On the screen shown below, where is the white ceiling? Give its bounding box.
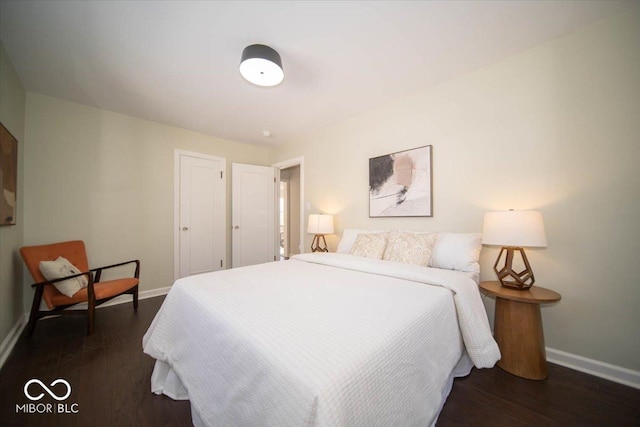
[0,1,633,146]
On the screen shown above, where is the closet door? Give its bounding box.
[231,163,276,268]
[175,150,226,278]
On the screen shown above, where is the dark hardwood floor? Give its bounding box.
[0,296,190,427]
[1,296,638,426]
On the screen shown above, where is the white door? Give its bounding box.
[232,163,276,268]
[175,151,226,278]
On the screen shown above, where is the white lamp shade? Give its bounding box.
[482,210,547,248]
[239,44,284,87]
[307,214,334,235]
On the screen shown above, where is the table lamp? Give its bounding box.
[307,214,334,252]
[482,210,547,290]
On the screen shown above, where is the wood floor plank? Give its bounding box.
[1,295,638,426]
[438,364,640,426]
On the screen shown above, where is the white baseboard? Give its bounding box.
[547,347,640,390]
[95,286,172,309]
[139,286,172,299]
[0,313,28,370]
[0,286,171,371]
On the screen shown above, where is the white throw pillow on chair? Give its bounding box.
[39,256,88,297]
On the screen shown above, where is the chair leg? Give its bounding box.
[133,285,139,311]
[26,315,39,338]
[27,287,44,338]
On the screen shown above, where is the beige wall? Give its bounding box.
[23,93,270,308]
[272,11,640,371]
[0,41,25,346]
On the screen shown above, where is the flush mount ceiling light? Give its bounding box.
[239,44,284,87]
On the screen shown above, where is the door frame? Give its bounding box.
[272,156,305,254]
[174,149,227,280]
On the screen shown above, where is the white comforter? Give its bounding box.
[143,253,500,426]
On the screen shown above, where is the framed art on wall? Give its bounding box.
[0,122,18,226]
[369,145,432,217]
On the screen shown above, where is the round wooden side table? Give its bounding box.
[479,281,561,380]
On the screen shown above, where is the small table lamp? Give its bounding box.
[482,210,547,290]
[307,214,334,253]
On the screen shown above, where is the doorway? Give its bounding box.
[276,161,302,260]
[279,180,289,259]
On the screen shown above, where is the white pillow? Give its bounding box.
[383,231,438,266]
[429,232,482,274]
[39,256,88,298]
[349,233,388,259]
[337,228,385,253]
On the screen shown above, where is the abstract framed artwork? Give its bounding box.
[0,122,18,226]
[369,145,432,217]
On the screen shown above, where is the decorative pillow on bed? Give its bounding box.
[383,231,438,266]
[429,232,482,274]
[39,256,88,298]
[349,233,388,259]
[337,228,385,253]
[339,229,482,280]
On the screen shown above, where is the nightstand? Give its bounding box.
[479,281,561,380]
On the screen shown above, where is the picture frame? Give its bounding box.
[0,122,18,226]
[369,145,432,217]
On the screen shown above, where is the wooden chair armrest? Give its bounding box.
[31,270,94,288]
[92,259,140,282]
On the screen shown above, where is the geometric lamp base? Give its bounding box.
[311,234,329,253]
[494,246,535,290]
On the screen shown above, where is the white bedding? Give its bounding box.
[143,253,500,426]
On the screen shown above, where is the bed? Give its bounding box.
[143,231,500,426]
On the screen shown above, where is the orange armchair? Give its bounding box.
[20,240,140,336]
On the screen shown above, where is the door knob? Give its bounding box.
[182,227,189,231]
[234,225,240,229]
